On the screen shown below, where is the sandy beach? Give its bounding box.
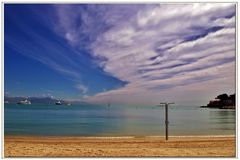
[4,135,235,157]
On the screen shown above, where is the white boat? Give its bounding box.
[55,101,62,105]
[17,99,31,105]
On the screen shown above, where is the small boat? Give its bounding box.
[67,103,71,106]
[17,99,31,105]
[55,101,62,105]
[4,101,9,104]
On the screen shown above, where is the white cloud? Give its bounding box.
[76,84,88,94]
[41,93,54,98]
[54,4,236,105]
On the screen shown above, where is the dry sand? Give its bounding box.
[4,135,235,157]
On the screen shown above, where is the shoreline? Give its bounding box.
[4,135,236,157]
[4,134,236,138]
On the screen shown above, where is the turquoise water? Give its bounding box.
[4,104,235,136]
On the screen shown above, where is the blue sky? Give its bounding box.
[4,4,236,105]
[5,4,126,100]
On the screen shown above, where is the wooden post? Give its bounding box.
[165,104,168,140]
[160,102,174,140]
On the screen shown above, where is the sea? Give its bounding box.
[4,104,236,136]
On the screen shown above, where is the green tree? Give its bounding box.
[216,94,229,101]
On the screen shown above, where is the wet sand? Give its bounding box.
[4,135,235,157]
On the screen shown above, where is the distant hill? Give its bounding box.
[4,96,90,105]
[4,96,60,104]
[201,93,235,109]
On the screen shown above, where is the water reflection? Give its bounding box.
[208,109,235,133]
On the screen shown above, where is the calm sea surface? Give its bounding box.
[4,104,235,136]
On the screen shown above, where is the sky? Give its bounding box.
[4,4,236,105]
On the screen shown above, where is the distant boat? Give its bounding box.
[4,101,9,104]
[55,100,62,105]
[17,99,31,105]
[67,103,71,106]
